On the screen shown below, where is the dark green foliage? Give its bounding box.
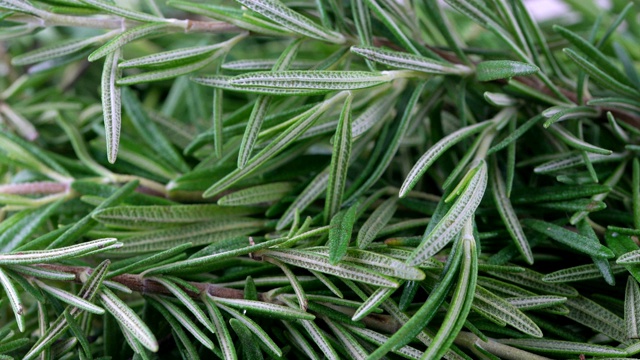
[0,0,639,359]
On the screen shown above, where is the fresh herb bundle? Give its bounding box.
[0,0,639,359]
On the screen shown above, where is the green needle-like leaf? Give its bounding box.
[100,48,122,164]
[229,71,397,91]
[476,60,539,81]
[99,288,158,352]
[491,161,533,264]
[406,161,487,266]
[325,93,353,222]
[356,197,397,249]
[421,220,478,360]
[328,204,358,264]
[218,182,294,206]
[498,338,627,356]
[263,249,399,287]
[626,276,640,339]
[523,219,614,258]
[235,0,345,43]
[400,122,491,197]
[0,267,25,332]
[210,295,315,320]
[89,23,173,62]
[351,46,472,75]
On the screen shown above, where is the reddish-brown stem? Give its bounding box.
[36,263,255,301]
[0,181,68,195]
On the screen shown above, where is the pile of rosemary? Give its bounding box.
[0,0,639,359]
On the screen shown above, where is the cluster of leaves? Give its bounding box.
[0,0,640,359]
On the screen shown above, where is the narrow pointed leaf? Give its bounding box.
[0,238,119,265]
[119,35,244,69]
[564,48,640,97]
[12,31,117,66]
[351,46,472,75]
[122,87,189,172]
[215,303,282,357]
[311,247,425,281]
[0,267,24,332]
[80,0,169,22]
[406,161,487,266]
[325,93,354,222]
[263,249,399,287]
[209,295,314,320]
[148,295,214,350]
[99,288,158,352]
[235,0,344,43]
[203,92,348,197]
[626,277,640,339]
[476,60,539,81]
[369,238,463,359]
[151,277,214,332]
[117,52,222,85]
[229,319,264,360]
[357,197,397,249]
[36,280,105,315]
[421,223,478,360]
[328,204,358,265]
[491,161,533,264]
[101,48,122,163]
[218,182,294,206]
[400,122,491,197]
[90,23,172,62]
[229,71,395,91]
[522,219,614,258]
[498,338,626,356]
[474,286,543,337]
[203,296,237,360]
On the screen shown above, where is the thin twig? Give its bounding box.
[36,263,253,300]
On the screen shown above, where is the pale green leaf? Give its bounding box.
[351,46,472,75]
[89,23,173,62]
[325,93,354,222]
[99,288,158,352]
[476,60,539,81]
[100,48,122,164]
[211,296,314,322]
[406,161,487,266]
[262,249,399,287]
[626,277,640,339]
[0,238,119,265]
[327,203,358,265]
[35,280,105,315]
[235,0,345,43]
[218,182,294,206]
[400,122,491,197]
[93,204,259,229]
[229,70,397,91]
[0,267,24,332]
[356,197,397,249]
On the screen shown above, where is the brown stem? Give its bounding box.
[0,181,67,195]
[36,263,257,301]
